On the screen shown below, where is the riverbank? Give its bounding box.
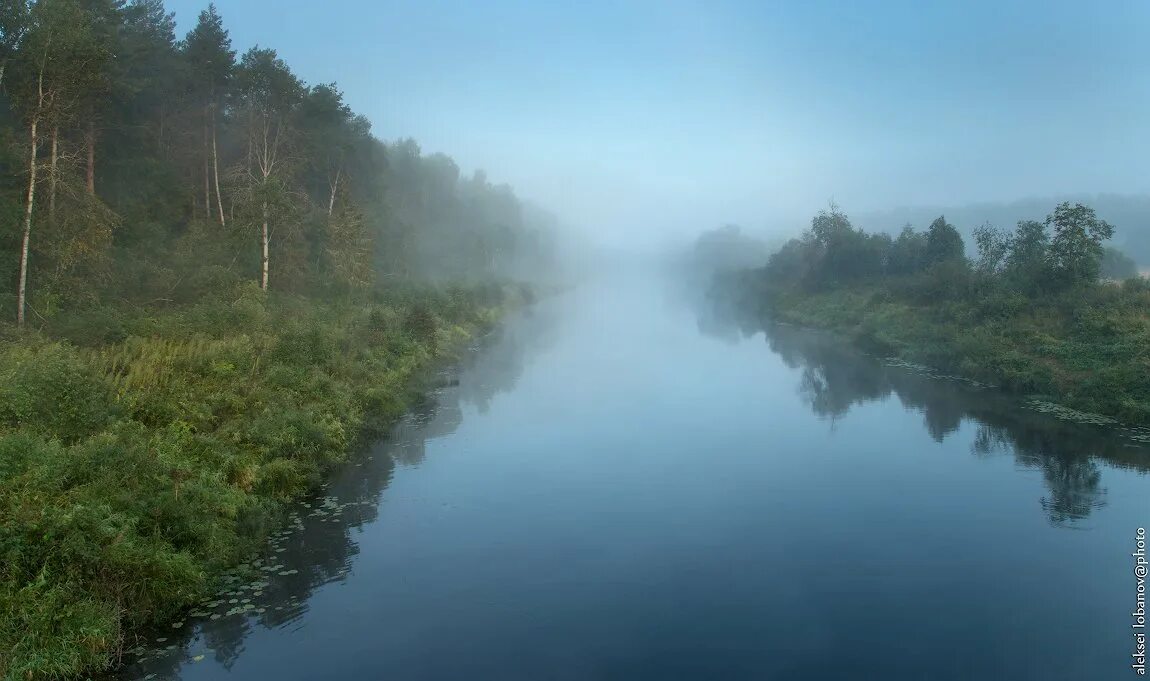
[753,283,1150,427]
[0,281,526,680]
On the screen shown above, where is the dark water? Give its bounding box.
[122,275,1149,681]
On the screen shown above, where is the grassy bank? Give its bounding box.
[0,281,523,680]
[760,280,1150,425]
[704,202,1150,427]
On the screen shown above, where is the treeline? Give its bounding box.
[762,201,1136,294]
[0,0,556,327]
[712,201,1150,424]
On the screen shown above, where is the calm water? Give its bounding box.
[123,274,1149,681]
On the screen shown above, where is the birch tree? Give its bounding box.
[232,46,303,290]
[10,0,99,325]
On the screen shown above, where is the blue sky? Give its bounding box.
[165,1,1150,246]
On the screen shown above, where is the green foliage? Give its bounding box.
[973,222,1010,275]
[720,200,1149,426]
[1045,202,1114,288]
[0,283,510,678]
[924,215,964,265]
[0,341,112,441]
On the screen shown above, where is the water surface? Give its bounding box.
[122,274,1149,681]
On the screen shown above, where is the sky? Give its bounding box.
[164,0,1150,248]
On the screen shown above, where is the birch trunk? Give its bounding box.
[327,167,341,217]
[261,200,269,290]
[18,116,39,327]
[202,105,210,219]
[49,127,58,222]
[211,102,225,226]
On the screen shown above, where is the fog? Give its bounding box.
[5,3,1150,678]
[164,0,1150,253]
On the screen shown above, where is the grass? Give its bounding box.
[761,280,1150,425]
[0,279,520,680]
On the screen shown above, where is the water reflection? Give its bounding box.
[117,304,555,680]
[695,295,1150,527]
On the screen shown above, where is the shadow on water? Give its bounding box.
[694,292,1150,528]
[115,302,558,680]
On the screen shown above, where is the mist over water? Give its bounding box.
[120,272,1150,681]
[4,0,1148,678]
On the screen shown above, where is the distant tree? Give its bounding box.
[887,224,927,276]
[764,238,810,285]
[806,202,859,286]
[924,215,964,266]
[809,202,853,250]
[1044,202,1114,287]
[973,222,1010,275]
[692,224,770,274]
[1004,219,1049,289]
[1100,247,1138,280]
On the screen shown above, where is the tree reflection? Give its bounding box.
[694,296,1149,527]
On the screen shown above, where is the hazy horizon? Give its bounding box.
[165,0,1150,249]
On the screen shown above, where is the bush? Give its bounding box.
[0,343,112,442]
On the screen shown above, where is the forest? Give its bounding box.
[0,1,554,678]
[704,201,1150,426]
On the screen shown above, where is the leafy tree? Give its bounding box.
[973,222,1010,275]
[887,224,926,276]
[1044,202,1114,287]
[231,46,304,290]
[924,215,964,266]
[10,0,106,325]
[1004,219,1048,289]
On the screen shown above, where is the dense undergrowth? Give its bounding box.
[0,280,523,680]
[717,260,1150,427]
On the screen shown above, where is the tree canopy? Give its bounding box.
[0,0,556,324]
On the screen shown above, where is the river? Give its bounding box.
[121,273,1149,681]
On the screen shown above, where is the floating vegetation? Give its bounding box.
[879,355,1149,448]
[1025,399,1118,426]
[882,357,995,389]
